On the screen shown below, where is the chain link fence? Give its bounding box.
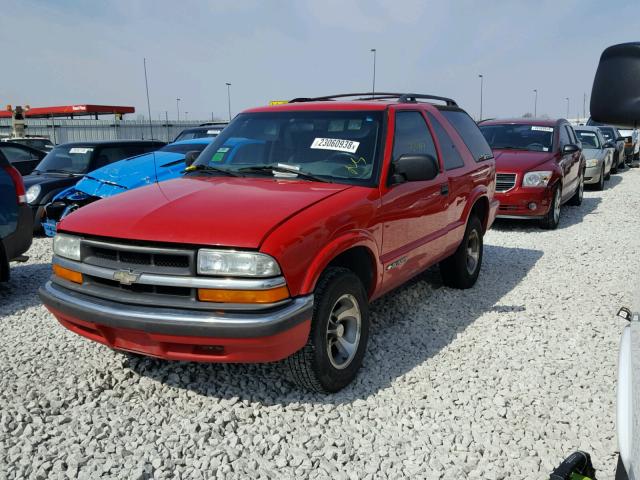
[0,118,209,144]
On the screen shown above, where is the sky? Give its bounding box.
[1,0,638,121]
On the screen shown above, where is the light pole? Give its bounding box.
[370,48,376,97]
[176,97,181,122]
[565,97,570,119]
[226,83,232,121]
[533,89,538,117]
[478,74,484,121]
[185,111,189,121]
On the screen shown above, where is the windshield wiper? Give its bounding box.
[183,164,239,177]
[45,169,81,176]
[238,164,331,183]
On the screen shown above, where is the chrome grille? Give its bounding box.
[81,238,194,276]
[496,173,517,192]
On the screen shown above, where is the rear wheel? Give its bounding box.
[568,170,584,206]
[540,185,561,229]
[611,152,619,174]
[285,267,369,393]
[440,215,483,289]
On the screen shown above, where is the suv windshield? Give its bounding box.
[479,123,554,152]
[193,111,383,185]
[174,128,222,142]
[160,143,209,154]
[575,130,601,149]
[35,145,95,174]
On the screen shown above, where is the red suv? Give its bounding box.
[39,93,498,392]
[479,118,585,229]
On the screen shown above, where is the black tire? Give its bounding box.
[440,215,483,289]
[595,165,605,191]
[285,267,369,393]
[611,152,619,174]
[540,185,561,230]
[568,170,584,206]
[0,242,8,282]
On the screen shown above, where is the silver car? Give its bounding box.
[574,126,613,190]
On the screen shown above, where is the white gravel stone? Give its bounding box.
[1,170,638,479]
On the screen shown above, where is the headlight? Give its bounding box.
[53,233,81,261]
[197,249,281,277]
[586,158,599,168]
[522,170,553,187]
[25,184,41,204]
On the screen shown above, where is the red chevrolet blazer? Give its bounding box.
[479,118,585,229]
[40,93,498,392]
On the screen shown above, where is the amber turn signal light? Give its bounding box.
[53,264,83,284]
[197,285,289,304]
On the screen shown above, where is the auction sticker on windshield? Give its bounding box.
[69,147,93,154]
[531,126,554,132]
[311,138,359,154]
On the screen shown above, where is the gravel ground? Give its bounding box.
[1,169,639,480]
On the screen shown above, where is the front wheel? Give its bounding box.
[595,165,605,191]
[540,185,561,229]
[440,215,483,289]
[285,267,369,393]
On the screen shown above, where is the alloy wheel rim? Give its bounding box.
[466,229,480,275]
[326,294,361,370]
[553,189,561,222]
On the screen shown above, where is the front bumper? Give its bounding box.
[39,281,314,363]
[584,164,603,184]
[495,186,551,219]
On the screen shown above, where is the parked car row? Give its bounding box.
[478,118,627,229]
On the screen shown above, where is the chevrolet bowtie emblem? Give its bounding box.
[113,270,140,285]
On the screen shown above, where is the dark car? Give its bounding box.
[596,125,626,172]
[1,137,55,152]
[23,140,165,231]
[0,151,32,281]
[173,122,228,142]
[0,142,46,175]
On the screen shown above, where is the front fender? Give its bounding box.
[298,232,382,296]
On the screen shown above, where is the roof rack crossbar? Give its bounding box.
[289,92,458,107]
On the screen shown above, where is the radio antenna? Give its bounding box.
[143,57,159,184]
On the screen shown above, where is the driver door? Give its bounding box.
[379,110,449,291]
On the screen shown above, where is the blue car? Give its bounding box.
[42,138,213,236]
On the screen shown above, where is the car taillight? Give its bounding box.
[3,165,26,204]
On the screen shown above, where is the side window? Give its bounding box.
[392,111,438,162]
[92,147,129,169]
[0,146,31,163]
[439,110,493,162]
[559,126,570,148]
[427,113,465,170]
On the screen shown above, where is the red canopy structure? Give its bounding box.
[0,104,135,119]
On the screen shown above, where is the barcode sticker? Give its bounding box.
[310,137,359,154]
[69,147,93,154]
[531,126,554,132]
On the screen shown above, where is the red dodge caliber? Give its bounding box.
[40,93,498,392]
[479,119,585,229]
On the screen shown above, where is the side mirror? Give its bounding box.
[184,150,200,167]
[616,136,626,142]
[562,144,580,154]
[390,154,439,184]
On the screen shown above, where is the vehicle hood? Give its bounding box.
[75,151,185,198]
[59,176,352,248]
[582,148,605,159]
[493,149,555,172]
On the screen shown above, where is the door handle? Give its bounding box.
[440,183,449,195]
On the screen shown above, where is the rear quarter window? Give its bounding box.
[439,110,493,162]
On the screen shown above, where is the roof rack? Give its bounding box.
[289,92,458,107]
